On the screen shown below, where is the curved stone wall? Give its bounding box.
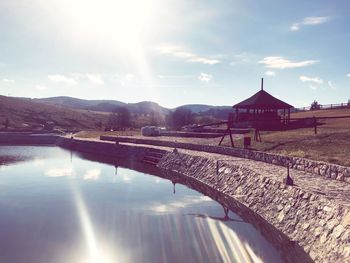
[157,151,350,263]
[55,137,350,262]
[101,135,350,182]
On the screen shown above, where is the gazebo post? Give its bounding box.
[288,109,290,123]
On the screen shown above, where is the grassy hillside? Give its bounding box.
[249,108,350,166]
[0,95,109,130]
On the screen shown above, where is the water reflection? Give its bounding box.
[0,146,313,263]
[187,206,243,223]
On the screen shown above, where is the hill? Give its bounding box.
[0,96,108,130]
[33,96,169,115]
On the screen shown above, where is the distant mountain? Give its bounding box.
[33,96,169,115]
[176,104,213,113]
[177,104,232,119]
[33,96,233,119]
[33,96,125,111]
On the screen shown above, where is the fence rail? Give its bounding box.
[293,102,350,112]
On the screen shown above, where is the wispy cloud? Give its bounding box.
[85,74,104,85]
[2,78,15,83]
[259,56,318,69]
[147,195,212,214]
[198,73,212,82]
[290,16,331,31]
[328,81,336,90]
[35,85,48,91]
[48,74,77,85]
[230,52,257,65]
[45,166,73,177]
[84,169,101,181]
[125,73,135,81]
[299,75,323,84]
[157,45,221,65]
[158,75,193,79]
[265,71,276,77]
[72,73,104,85]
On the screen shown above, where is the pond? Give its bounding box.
[0,146,288,263]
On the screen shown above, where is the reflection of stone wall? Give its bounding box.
[158,152,350,263]
[0,133,59,145]
[101,136,350,182]
[158,171,313,263]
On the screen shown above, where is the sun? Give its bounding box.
[46,0,162,51]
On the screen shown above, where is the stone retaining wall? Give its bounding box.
[101,135,350,183]
[158,151,350,263]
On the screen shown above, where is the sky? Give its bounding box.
[0,0,349,108]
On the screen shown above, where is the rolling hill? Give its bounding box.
[0,95,109,130]
[0,95,234,130]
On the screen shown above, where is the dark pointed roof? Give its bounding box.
[232,90,293,109]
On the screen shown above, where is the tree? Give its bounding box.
[310,100,321,110]
[107,106,131,130]
[150,111,162,126]
[166,108,194,129]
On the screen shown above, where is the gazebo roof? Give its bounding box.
[232,89,293,110]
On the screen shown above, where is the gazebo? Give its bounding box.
[232,79,293,127]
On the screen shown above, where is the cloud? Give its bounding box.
[48,74,77,85]
[85,73,104,85]
[147,195,212,214]
[158,75,193,79]
[125,73,135,81]
[35,85,48,91]
[230,52,257,65]
[2,78,15,83]
[157,45,221,65]
[299,75,323,84]
[290,16,330,31]
[265,71,276,77]
[328,81,336,90]
[259,56,318,69]
[198,73,212,82]
[84,168,101,181]
[347,73,350,77]
[45,166,73,177]
[309,85,318,90]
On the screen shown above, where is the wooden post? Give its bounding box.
[219,114,234,147]
[314,117,317,135]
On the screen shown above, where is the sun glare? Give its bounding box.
[49,0,162,50]
[42,0,165,100]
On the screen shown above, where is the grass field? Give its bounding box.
[75,108,350,166]
[239,108,350,166]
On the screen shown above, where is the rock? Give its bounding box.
[277,211,285,222]
[327,219,339,231]
[341,212,350,227]
[332,225,344,239]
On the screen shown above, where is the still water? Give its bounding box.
[0,146,285,263]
